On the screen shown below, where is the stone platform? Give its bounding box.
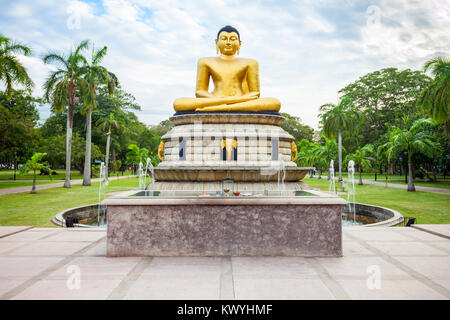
[1,226,449,300]
[155,112,312,185]
[103,190,346,257]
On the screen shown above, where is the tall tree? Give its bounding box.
[0,34,34,99]
[319,96,359,182]
[42,40,90,188]
[339,68,431,148]
[384,118,437,191]
[280,113,314,142]
[0,90,40,171]
[418,57,450,138]
[80,44,118,186]
[311,135,338,180]
[97,113,124,181]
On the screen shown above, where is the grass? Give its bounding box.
[318,172,450,190]
[0,175,448,227]
[378,180,450,189]
[0,178,140,227]
[0,181,61,189]
[303,177,450,224]
[0,169,135,181]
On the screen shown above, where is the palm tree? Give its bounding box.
[384,117,437,191]
[377,141,392,187]
[19,153,51,194]
[319,96,359,182]
[418,57,450,138]
[80,45,118,186]
[344,144,375,185]
[0,34,34,99]
[42,40,90,188]
[295,139,316,177]
[311,135,338,180]
[126,144,149,177]
[97,113,124,182]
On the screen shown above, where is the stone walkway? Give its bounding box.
[0,175,136,196]
[0,226,449,300]
[310,176,450,195]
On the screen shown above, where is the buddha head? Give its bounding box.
[215,25,241,56]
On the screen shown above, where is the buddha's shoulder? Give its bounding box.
[198,57,258,66]
[197,57,215,64]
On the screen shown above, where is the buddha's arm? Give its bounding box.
[195,59,212,98]
[246,60,261,98]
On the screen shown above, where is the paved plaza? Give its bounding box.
[0,225,449,300]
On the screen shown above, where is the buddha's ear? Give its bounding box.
[237,41,242,55]
[215,39,219,55]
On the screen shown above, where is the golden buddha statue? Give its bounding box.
[173,25,281,112]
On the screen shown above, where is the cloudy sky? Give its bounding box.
[1,0,449,129]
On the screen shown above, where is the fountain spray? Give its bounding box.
[347,160,356,223]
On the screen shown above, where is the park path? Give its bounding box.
[310,176,450,195]
[0,175,136,196]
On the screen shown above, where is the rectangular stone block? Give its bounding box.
[106,200,343,257]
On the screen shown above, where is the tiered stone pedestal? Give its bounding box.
[155,112,311,186]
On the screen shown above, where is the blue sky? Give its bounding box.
[1,0,449,129]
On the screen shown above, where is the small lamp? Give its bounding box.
[222,178,234,196]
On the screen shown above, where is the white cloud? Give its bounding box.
[0,0,448,129]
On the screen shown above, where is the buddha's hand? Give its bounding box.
[219,93,259,105]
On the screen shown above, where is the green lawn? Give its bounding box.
[315,172,450,190]
[304,177,450,224]
[0,181,61,189]
[0,169,135,181]
[1,176,448,227]
[377,180,450,190]
[0,178,140,227]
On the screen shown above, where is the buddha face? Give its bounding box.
[215,31,241,56]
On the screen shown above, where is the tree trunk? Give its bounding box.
[338,129,342,182]
[359,167,363,185]
[64,108,72,188]
[389,162,394,175]
[112,147,116,163]
[82,109,92,186]
[31,173,36,194]
[407,161,415,192]
[105,133,111,182]
[327,164,330,180]
[318,169,322,179]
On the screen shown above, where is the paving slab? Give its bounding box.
[45,256,141,280]
[234,278,335,300]
[342,241,377,256]
[5,241,93,257]
[316,256,413,280]
[366,240,448,256]
[412,225,450,239]
[44,231,106,242]
[0,229,61,241]
[395,256,450,291]
[0,226,33,238]
[123,257,223,300]
[11,279,123,300]
[81,240,107,256]
[334,279,447,300]
[0,226,449,300]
